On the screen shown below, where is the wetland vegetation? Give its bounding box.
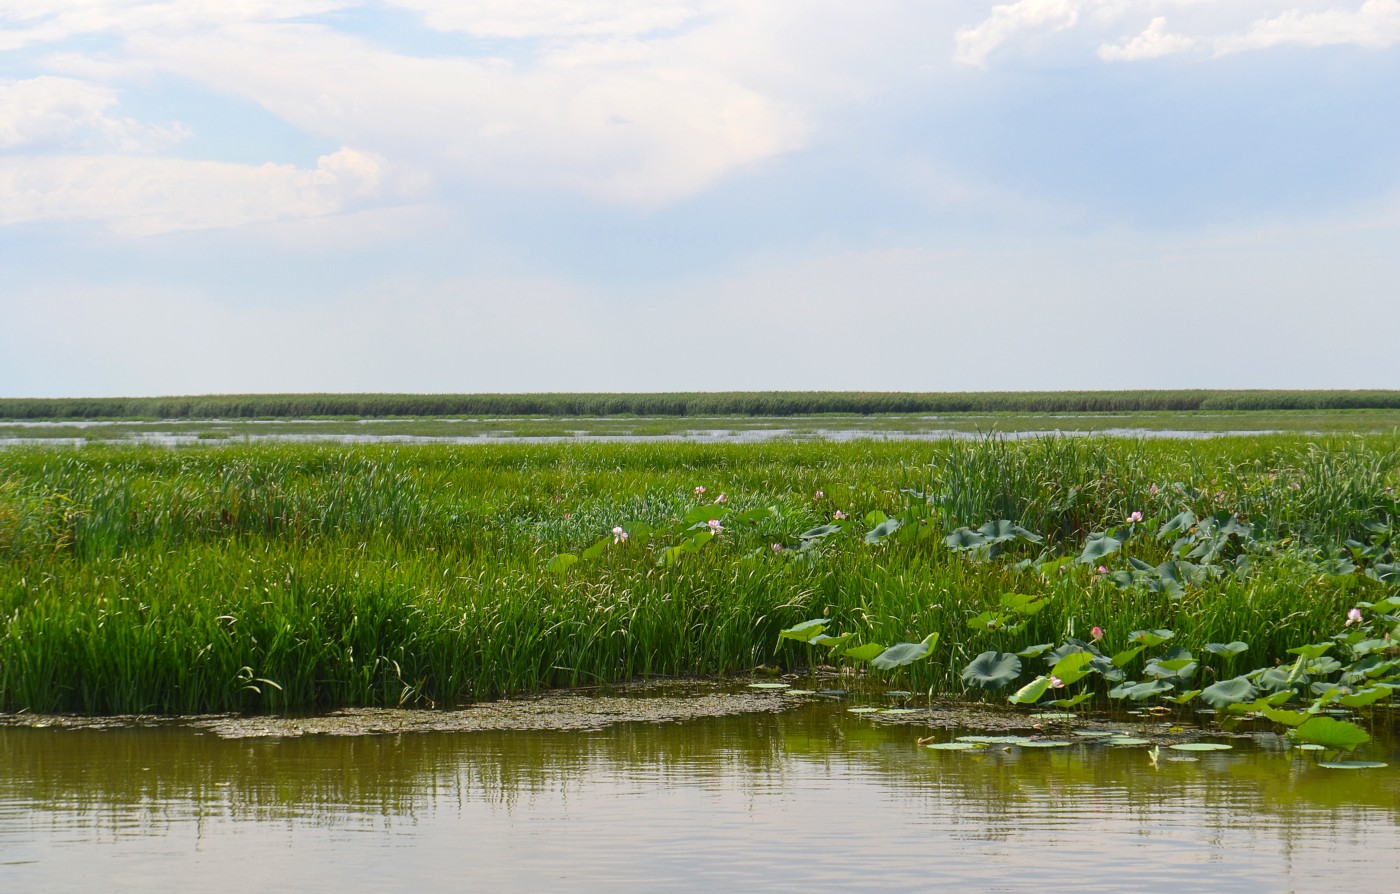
[1,434,1397,736]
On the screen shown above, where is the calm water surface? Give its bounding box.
[2,702,1398,893]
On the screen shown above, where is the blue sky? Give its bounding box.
[3,0,1400,396]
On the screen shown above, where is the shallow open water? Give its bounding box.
[2,699,1397,893]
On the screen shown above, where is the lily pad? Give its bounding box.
[1107,737,1153,746]
[1019,740,1072,748]
[925,742,986,751]
[1292,744,1326,751]
[1205,641,1249,656]
[1317,761,1389,769]
[1072,730,1118,738]
[879,708,919,715]
[847,707,880,714]
[784,689,816,696]
[747,682,790,689]
[958,735,1035,745]
[1030,712,1076,720]
[1169,742,1233,751]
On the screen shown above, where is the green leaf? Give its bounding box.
[1201,675,1257,708]
[1205,641,1249,656]
[1108,680,1174,700]
[944,527,988,550]
[581,537,611,561]
[968,610,1015,632]
[545,553,579,574]
[778,618,829,644]
[1165,689,1202,704]
[870,633,939,670]
[1261,705,1309,726]
[1169,742,1232,752]
[1292,716,1370,750]
[1111,645,1146,668]
[1337,686,1392,709]
[864,518,902,544]
[1046,691,1093,708]
[1008,676,1051,705]
[1129,629,1175,647]
[978,519,1042,543]
[1287,643,1334,660]
[841,643,886,662]
[1017,643,1055,659]
[682,504,729,525]
[961,651,1023,690]
[1078,531,1123,564]
[1000,591,1051,616]
[800,524,843,541]
[810,632,853,651]
[1159,509,1197,538]
[864,510,888,526]
[1049,651,1096,686]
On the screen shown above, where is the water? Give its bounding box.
[2,698,1396,893]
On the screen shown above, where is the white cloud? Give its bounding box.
[1218,0,1400,53]
[0,147,385,236]
[384,0,704,39]
[956,0,1400,66]
[955,0,1085,67]
[0,76,185,150]
[1098,16,1195,60]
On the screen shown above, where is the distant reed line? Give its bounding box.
[5,390,1400,420]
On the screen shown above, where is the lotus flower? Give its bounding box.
[1128,511,1143,523]
[1048,676,1065,689]
[707,519,724,534]
[612,526,628,544]
[1347,608,1363,627]
[770,543,784,553]
[714,493,727,504]
[1091,626,1104,642]
[694,486,706,496]
[814,490,824,499]
[833,510,847,520]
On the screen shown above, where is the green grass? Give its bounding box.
[0,436,1396,714]
[9,389,1400,420]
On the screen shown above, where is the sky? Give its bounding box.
[3,0,1400,397]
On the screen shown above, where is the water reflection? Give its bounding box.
[1,704,1397,892]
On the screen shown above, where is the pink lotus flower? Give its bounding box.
[707,519,724,534]
[1048,676,1065,689]
[833,510,847,520]
[1091,626,1104,642]
[770,543,784,552]
[612,526,628,544]
[1096,565,1108,575]
[814,490,824,499]
[1128,511,1143,523]
[1347,608,1363,627]
[714,493,727,504]
[694,486,706,496]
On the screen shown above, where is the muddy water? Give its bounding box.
[2,698,1398,893]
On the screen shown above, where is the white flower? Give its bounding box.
[694,486,707,496]
[833,510,847,520]
[707,519,724,534]
[612,526,628,544]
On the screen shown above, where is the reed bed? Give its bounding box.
[0,436,1395,714]
[7,389,1400,420]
